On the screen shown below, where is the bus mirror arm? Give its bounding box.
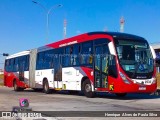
[108,65,117,78]
[108,55,118,78]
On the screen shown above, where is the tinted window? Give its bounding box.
[25,55,29,71]
[94,38,109,45]
[72,44,81,66]
[5,55,29,72]
[13,57,19,72]
[62,47,70,67]
[5,59,10,72]
[18,55,29,71]
[43,50,54,69]
[36,50,54,70]
[115,39,153,79]
[36,52,44,70]
[81,41,93,65]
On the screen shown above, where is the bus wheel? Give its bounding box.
[82,79,94,98]
[13,80,20,91]
[43,80,51,94]
[115,93,127,97]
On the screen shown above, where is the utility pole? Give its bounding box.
[32,1,62,42]
[63,19,67,39]
[120,16,125,32]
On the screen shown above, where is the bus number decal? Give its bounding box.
[109,85,114,91]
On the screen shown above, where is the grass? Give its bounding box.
[0,83,3,86]
[0,74,4,86]
[0,74,4,79]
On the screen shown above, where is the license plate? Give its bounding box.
[139,86,146,90]
[145,80,151,84]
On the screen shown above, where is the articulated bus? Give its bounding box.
[4,32,157,97]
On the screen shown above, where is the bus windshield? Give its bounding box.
[115,39,154,78]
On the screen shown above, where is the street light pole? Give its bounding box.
[32,1,62,42]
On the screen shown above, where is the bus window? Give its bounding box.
[25,55,29,71]
[36,52,44,70]
[63,47,70,67]
[19,56,25,71]
[9,59,14,72]
[49,50,54,68]
[122,45,135,60]
[81,42,93,65]
[72,44,80,66]
[44,51,51,69]
[13,57,19,72]
[5,60,9,72]
[69,45,80,66]
[70,46,74,65]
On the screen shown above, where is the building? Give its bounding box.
[0,69,3,74]
[150,43,160,73]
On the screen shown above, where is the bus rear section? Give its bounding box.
[4,51,30,91]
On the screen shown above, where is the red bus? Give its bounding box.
[4,32,157,97]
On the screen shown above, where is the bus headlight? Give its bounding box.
[119,72,130,84]
[152,77,156,84]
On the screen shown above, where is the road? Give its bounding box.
[0,87,160,120]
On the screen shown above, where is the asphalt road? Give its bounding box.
[0,87,160,120]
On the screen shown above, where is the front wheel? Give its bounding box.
[13,80,23,91]
[82,79,95,98]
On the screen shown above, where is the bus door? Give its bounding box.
[94,44,109,88]
[19,55,30,86]
[19,57,25,83]
[54,49,62,89]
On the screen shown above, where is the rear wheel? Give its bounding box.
[13,80,23,91]
[115,93,127,97]
[82,79,95,98]
[43,80,51,94]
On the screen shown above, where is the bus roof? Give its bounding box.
[87,32,145,40]
[5,32,147,60]
[46,31,145,49]
[6,50,30,59]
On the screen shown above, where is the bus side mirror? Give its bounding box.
[108,55,118,78]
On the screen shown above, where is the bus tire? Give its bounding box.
[115,93,127,97]
[43,80,51,94]
[13,80,20,91]
[82,79,94,98]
